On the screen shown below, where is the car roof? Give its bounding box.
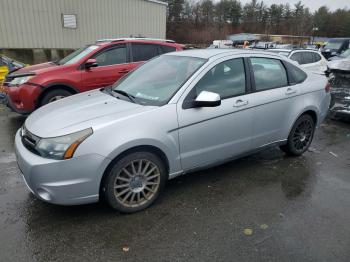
[165,48,285,60]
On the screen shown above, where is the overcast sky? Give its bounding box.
[210,0,349,11]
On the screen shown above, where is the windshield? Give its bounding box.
[58,45,99,65]
[324,41,343,51]
[112,55,206,106]
[340,49,350,58]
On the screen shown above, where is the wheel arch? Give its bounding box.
[99,145,170,199]
[36,83,79,108]
[286,108,319,139]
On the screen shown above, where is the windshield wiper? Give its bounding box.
[112,89,138,104]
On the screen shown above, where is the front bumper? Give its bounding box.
[1,83,41,114]
[15,130,111,205]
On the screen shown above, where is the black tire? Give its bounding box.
[40,89,73,106]
[104,151,167,213]
[280,114,315,156]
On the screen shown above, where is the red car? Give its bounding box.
[2,38,183,114]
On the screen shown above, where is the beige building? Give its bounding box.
[0,0,167,63]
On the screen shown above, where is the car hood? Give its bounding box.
[15,62,56,73]
[25,90,155,137]
[327,59,350,71]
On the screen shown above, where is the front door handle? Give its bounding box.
[118,69,130,74]
[233,99,249,107]
[286,88,297,95]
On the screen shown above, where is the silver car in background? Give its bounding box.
[15,49,331,213]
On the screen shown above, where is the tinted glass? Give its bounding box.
[195,58,246,99]
[303,52,314,64]
[312,52,321,62]
[113,55,206,106]
[285,61,307,84]
[290,52,303,64]
[132,44,159,62]
[94,46,127,66]
[251,58,288,91]
[160,45,176,54]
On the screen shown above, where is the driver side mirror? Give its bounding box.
[85,59,98,69]
[193,91,221,107]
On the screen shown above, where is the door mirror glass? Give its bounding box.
[85,58,98,69]
[193,91,221,107]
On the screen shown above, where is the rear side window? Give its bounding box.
[251,58,288,91]
[194,58,246,99]
[312,52,321,62]
[132,44,159,62]
[94,46,127,66]
[160,45,176,54]
[290,52,303,64]
[303,52,314,64]
[284,61,307,84]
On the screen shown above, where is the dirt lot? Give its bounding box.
[0,105,350,262]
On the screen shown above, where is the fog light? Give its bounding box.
[37,188,51,201]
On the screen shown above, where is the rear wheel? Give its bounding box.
[40,89,73,106]
[280,114,315,156]
[104,151,167,213]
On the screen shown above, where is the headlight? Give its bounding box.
[35,128,93,160]
[9,76,33,86]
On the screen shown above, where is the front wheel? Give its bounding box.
[40,89,73,106]
[104,152,167,213]
[280,114,315,156]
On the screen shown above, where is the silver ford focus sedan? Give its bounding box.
[15,49,331,213]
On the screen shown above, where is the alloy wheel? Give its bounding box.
[113,159,161,208]
[48,95,66,103]
[291,118,313,152]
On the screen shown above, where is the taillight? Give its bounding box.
[325,82,331,93]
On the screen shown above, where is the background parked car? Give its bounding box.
[328,49,350,61]
[267,49,328,73]
[0,55,26,84]
[1,38,183,114]
[320,38,350,59]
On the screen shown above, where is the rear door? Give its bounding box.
[248,56,301,147]
[81,44,131,91]
[130,43,161,69]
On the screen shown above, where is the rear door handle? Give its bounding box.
[286,88,297,95]
[118,69,129,74]
[233,99,249,107]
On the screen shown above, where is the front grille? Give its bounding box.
[21,126,41,155]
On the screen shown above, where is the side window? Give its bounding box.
[94,46,127,66]
[251,57,288,91]
[194,58,246,99]
[159,45,176,54]
[284,61,307,84]
[313,52,321,62]
[303,52,314,64]
[290,52,303,64]
[132,44,159,62]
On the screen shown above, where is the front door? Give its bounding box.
[81,44,133,91]
[177,58,254,171]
